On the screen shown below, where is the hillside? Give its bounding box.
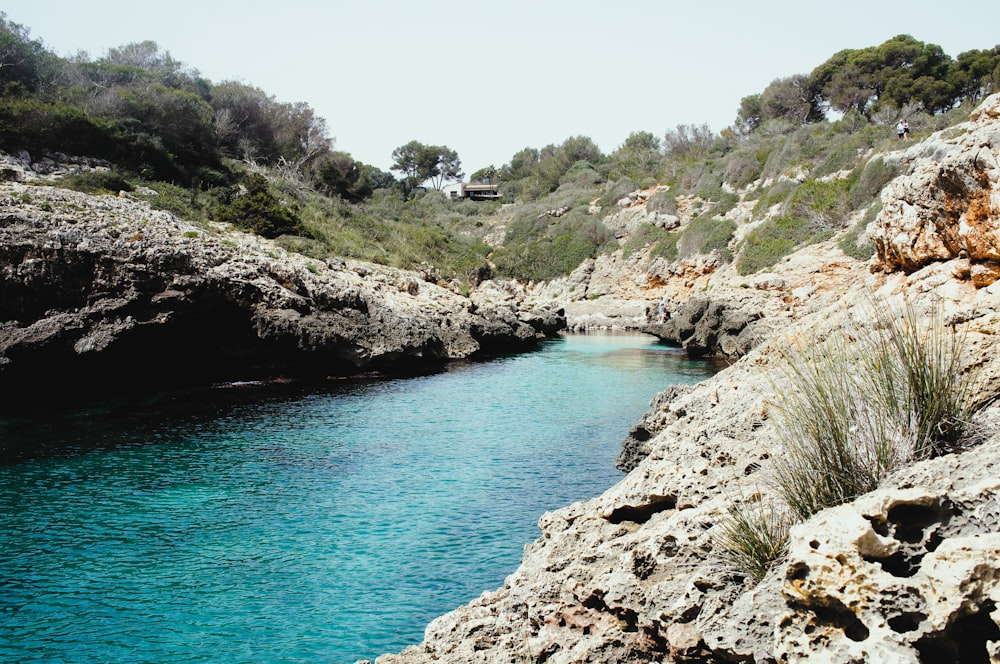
[368,94,1000,664]
[6,15,1000,662]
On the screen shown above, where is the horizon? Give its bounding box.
[6,1,1000,174]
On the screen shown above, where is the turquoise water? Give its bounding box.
[0,334,717,663]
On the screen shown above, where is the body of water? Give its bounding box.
[0,333,717,663]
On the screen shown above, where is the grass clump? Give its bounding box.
[715,494,792,583]
[773,297,984,520]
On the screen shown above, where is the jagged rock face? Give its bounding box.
[372,95,1000,664]
[645,297,764,359]
[0,183,561,402]
[872,94,1000,276]
[777,421,1000,663]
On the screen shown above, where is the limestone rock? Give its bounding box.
[0,183,561,401]
[872,93,1000,273]
[776,433,1000,663]
[644,297,764,359]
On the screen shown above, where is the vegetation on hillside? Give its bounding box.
[2,14,999,285]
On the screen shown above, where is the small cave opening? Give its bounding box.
[887,501,950,545]
[914,600,1000,664]
[607,495,677,525]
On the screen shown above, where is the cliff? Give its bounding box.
[373,95,1000,662]
[0,183,562,403]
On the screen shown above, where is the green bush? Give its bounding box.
[785,177,851,230]
[838,203,879,260]
[750,179,796,218]
[678,216,736,261]
[848,157,900,208]
[622,223,672,259]
[646,190,677,216]
[213,173,304,238]
[773,298,984,520]
[736,215,830,275]
[650,232,679,262]
[0,98,118,159]
[58,170,133,195]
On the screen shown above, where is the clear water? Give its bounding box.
[0,334,717,663]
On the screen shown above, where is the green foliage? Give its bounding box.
[621,223,671,259]
[646,189,677,216]
[0,98,118,158]
[736,215,832,275]
[493,207,613,282]
[838,203,879,260]
[650,232,679,262]
[715,496,792,582]
[498,136,606,201]
[773,298,984,520]
[848,157,900,208]
[678,217,737,261]
[213,173,303,238]
[609,130,663,181]
[391,140,463,193]
[785,177,852,230]
[57,170,133,195]
[596,177,639,211]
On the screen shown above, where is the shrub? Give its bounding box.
[750,179,795,218]
[772,297,984,520]
[622,223,672,259]
[838,203,879,260]
[596,177,639,211]
[736,215,829,275]
[646,190,677,216]
[715,495,792,582]
[213,173,304,238]
[678,217,736,261]
[649,232,679,262]
[848,157,900,209]
[784,177,851,232]
[58,170,133,195]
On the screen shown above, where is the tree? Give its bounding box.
[734,94,764,135]
[760,75,823,125]
[0,13,54,95]
[390,140,463,192]
[469,165,498,184]
[811,35,959,117]
[610,131,662,180]
[950,47,1000,102]
[663,123,716,158]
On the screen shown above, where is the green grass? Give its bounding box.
[772,297,984,520]
[715,494,792,583]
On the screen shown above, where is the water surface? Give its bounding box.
[0,333,718,663]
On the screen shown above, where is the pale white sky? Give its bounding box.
[6,1,1000,173]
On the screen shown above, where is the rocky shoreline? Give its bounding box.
[370,95,1000,662]
[5,94,1000,662]
[0,183,563,405]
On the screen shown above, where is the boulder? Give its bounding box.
[872,93,1000,273]
[644,297,763,359]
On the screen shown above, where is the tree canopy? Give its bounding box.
[390,140,463,192]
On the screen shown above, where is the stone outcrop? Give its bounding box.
[644,297,764,358]
[371,94,1000,664]
[0,183,562,402]
[872,97,1000,277]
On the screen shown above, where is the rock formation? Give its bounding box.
[0,183,562,402]
[643,297,764,358]
[371,95,1000,663]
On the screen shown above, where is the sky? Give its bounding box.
[6,1,1000,174]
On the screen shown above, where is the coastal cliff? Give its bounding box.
[0,184,562,402]
[374,96,1000,663]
